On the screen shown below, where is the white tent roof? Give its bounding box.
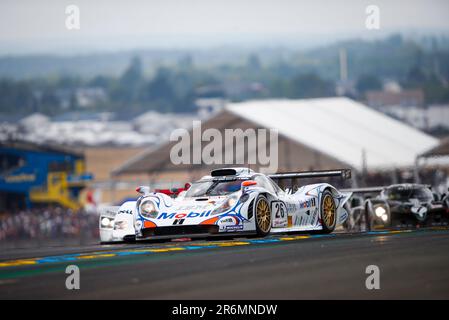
[19,113,50,128]
[226,97,439,171]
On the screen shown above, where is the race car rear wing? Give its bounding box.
[268,169,351,180]
[340,186,385,194]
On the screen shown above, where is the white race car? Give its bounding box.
[99,203,136,243]
[99,167,352,243]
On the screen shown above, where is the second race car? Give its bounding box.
[345,183,449,230]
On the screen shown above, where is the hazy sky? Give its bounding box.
[1,0,449,55]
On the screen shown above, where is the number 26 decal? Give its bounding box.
[273,202,286,218]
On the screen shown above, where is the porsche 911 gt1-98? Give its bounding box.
[99,167,352,243]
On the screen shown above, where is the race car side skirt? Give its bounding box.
[142,225,220,237]
[136,230,257,241]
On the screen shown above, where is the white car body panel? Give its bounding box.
[99,203,135,243]
[98,206,119,243]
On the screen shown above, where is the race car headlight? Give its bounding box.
[101,217,114,228]
[212,195,239,215]
[375,206,386,217]
[139,200,158,218]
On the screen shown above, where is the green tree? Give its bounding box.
[405,66,427,87]
[141,68,174,102]
[356,74,382,95]
[113,56,144,103]
[247,53,261,71]
[287,73,334,98]
[0,79,35,114]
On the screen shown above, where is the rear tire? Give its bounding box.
[320,190,337,234]
[255,195,271,236]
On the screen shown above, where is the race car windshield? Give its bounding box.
[386,187,433,202]
[184,179,246,197]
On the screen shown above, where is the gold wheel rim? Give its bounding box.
[256,198,271,233]
[322,194,336,228]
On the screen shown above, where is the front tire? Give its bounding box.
[255,195,271,236]
[320,190,337,233]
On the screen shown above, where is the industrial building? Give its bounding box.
[0,140,92,211]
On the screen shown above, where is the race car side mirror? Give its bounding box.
[136,186,151,195]
[242,180,257,187]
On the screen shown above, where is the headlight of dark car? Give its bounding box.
[139,200,159,218]
[374,205,388,222]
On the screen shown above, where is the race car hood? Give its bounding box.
[388,198,430,210]
[138,192,242,228]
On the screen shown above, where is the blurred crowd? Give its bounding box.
[0,207,98,241]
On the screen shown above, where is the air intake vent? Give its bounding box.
[211,168,237,177]
[247,199,255,220]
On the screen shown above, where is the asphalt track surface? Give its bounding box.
[1,228,449,299]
